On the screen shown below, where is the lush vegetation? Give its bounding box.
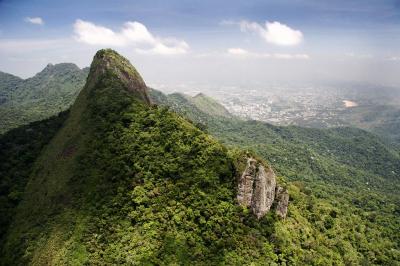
[1,50,399,265]
[0,64,88,134]
[0,50,284,265]
[151,90,400,265]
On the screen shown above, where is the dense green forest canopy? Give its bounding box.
[0,50,399,265]
[0,49,285,265]
[150,89,400,264]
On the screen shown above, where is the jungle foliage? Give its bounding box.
[151,90,400,265]
[0,50,399,265]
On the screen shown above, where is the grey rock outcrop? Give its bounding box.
[251,164,276,219]
[275,186,289,219]
[237,158,257,207]
[237,158,279,219]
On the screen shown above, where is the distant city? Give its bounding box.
[216,86,360,127]
[153,83,400,130]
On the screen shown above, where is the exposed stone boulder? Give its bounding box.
[237,158,278,219]
[237,158,256,207]
[237,157,289,219]
[275,186,289,219]
[251,164,276,218]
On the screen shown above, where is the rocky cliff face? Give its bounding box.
[237,158,257,207]
[237,157,288,219]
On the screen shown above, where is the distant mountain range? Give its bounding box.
[0,63,89,133]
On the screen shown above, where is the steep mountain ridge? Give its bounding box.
[87,50,150,104]
[1,49,154,264]
[1,50,286,265]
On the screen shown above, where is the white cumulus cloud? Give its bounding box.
[240,20,303,46]
[73,19,189,55]
[24,17,44,25]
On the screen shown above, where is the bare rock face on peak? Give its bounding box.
[237,157,288,219]
[87,49,151,105]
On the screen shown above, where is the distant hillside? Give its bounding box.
[192,93,232,118]
[341,104,400,145]
[148,89,232,122]
[0,63,88,134]
[153,90,400,193]
[0,72,22,104]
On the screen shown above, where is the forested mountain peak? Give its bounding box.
[37,62,82,75]
[87,49,150,104]
[0,62,89,133]
[1,49,287,264]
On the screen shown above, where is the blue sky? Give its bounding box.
[1,0,400,87]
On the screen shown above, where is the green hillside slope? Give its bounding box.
[150,90,400,264]
[192,93,232,118]
[0,63,88,134]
